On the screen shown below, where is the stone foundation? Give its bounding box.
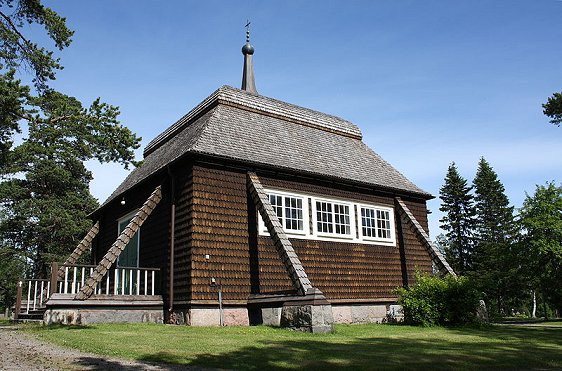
[44,308,163,325]
[332,303,403,324]
[281,304,334,333]
[43,293,164,325]
[248,288,334,333]
[170,307,249,326]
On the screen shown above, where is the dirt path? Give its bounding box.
[0,324,206,370]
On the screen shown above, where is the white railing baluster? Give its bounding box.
[39,281,44,306]
[144,271,148,295]
[151,270,155,295]
[33,280,38,310]
[121,269,125,295]
[81,267,85,287]
[105,273,109,295]
[26,282,31,314]
[64,267,69,294]
[46,282,50,301]
[136,269,140,295]
[71,267,77,294]
[114,269,119,295]
[59,281,62,293]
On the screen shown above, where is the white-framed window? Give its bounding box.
[258,188,396,246]
[313,198,354,239]
[259,190,309,236]
[357,204,395,245]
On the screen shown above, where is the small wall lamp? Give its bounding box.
[120,197,126,206]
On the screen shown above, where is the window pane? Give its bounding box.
[268,194,283,226]
[284,196,304,231]
[316,201,333,233]
[361,207,377,238]
[377,209,391,239]
[334,204,350,235]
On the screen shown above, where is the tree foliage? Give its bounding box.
[439,162,475,275]
[471,157,520,315]
[0,1,141,279]
[396,272,480,326]
[543,92,562,127]
[519,182,562,315]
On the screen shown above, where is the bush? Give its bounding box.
[396,273,480,326]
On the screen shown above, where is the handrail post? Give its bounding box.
[50,262,59,296]
[13,281,22,320]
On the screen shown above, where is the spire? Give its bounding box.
[241,21,257,94]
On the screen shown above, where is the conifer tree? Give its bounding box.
[439,162,475,275]
[472,157,520,315]
[0,1,141,280]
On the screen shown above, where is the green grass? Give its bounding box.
[26,323,562,370]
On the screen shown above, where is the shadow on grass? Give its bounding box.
[138,326,562,370]
[42,323,95,331]
[75,356,201,371]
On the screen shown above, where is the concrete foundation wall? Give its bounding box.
[332,304,403,324]
[44,308,164,325]
[172,307,250,326]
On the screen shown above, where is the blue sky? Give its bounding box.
[36,0,562,237]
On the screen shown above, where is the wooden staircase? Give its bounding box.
[13,301,46,322]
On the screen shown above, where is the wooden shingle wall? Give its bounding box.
[190,166,251,302]
[187,165,433,302]
[259,176,432,299]
[399,198,433,285]
[172,168,194,303]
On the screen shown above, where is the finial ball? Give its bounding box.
[242,42,254,55]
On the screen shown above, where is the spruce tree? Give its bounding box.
[472,157,519,315]
[439,162,475,275]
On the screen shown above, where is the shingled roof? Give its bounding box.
[100,85,431,208]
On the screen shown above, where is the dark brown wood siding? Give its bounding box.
[190,166,251,302]
[399,198,433,286]
[186,164,433,302]
[172,166,194,303]
[258,176,432,299]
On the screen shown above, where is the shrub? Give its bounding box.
[396,273,480,326]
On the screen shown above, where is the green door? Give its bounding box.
[117,216,139,294]
[118,217,139,268]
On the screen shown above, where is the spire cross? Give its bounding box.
[245,20,251,42]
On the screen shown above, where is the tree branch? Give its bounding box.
[0,10,35,55]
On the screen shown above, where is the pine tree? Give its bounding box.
[472,157,520,315]
[0,1,141,278]
[439,162,475,275]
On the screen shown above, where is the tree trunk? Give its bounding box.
[531,290,537,318]
[542,289,548,320]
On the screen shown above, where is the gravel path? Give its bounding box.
[0,324,208,370]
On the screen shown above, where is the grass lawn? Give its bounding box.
[26,322,562,370]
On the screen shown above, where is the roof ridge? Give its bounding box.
[144,85,363,157]
[219,86,362,139]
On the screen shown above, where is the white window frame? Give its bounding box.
[311,197,355,240]
[258,189,310,237]
[356,203,396,246]
[258,188,396,246]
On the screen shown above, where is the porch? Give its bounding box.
[14,262,163,324]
